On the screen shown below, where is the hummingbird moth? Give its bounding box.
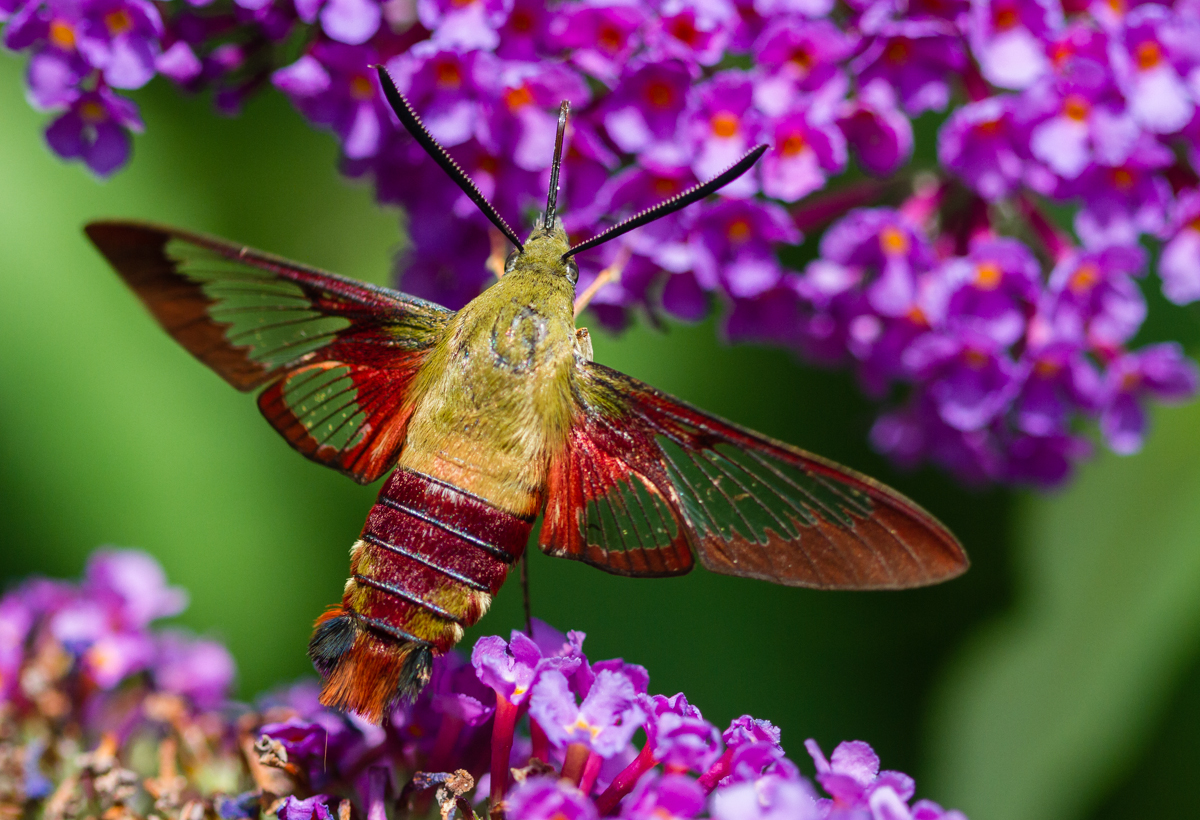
[86,66,967,723]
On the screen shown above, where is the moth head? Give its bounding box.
[375,66,765,282]
[509,219,575,283]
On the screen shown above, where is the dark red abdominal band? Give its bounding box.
[351,467,533,654]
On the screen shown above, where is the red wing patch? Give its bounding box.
[87,221,452,483]
[540,401,693,578]
[540,362,968,590]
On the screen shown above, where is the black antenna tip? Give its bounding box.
[544,100,570,232]
[375,64,524,252]
[563,143,769,259]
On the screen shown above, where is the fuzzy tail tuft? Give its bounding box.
[307,608,434,723]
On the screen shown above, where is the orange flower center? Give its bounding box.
[668,15,699,45]
[780,131,806,156]
[975,261,1002,289]
[1068,262,1099,293]
[48,19,76,50]
[726,218,752,243]
[509,9,533,31]
[1135,40,1161,70]
[104,8,133,35]
[653,177,678,196]
[1120,370,1141,391]
[80,101,107,123]
[993,5,1019,29]
[1062,94,1090,121]
[644,81,674,108]
[597,25,623,53]
[478,155,498,174]
[435,61,462,88]
[1049,42,1072,67]
[711,111,738,138]
[906,305,930,326]
[504,84,533,111]
[963,348,990,369]
[880,225,909,255]
[885,39,910,64]
[975,118,1003,136]
[1188,216,1200,233]
[1034,358,1061,378]
[349,74,374,100]
[1110,166,1135,190]
[789,47,813,73]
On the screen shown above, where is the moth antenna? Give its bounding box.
[374,65,524,252]
[544,101,570,231]
[563,144,769,260]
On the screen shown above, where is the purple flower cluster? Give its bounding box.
[1,549,967,820]
[6,0,1200,485]
[0,548,233,712]
[256,620,969,820]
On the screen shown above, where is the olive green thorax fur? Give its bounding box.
[397,224,582,518]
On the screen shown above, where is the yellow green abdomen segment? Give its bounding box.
[308,466,533,722]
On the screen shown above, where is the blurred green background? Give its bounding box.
[3,54,1200,820]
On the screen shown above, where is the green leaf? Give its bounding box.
[926,399,1200,820]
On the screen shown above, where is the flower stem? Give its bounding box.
[530,719,550,763]
[577,752,602,795]
[489,695,519,806]
[594,742,656,815]
[697,748,733,794]
[559,743,591,786]
[366,766,389,820]
[428,715,464,772]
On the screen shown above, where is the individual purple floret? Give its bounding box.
[965,0,1062,90]
[938,96,1028,201]
[853,19,966,114]
[43,87,143,177]
[1159,190,1200,305]
[1111,4,1195,135]
[619,773,706,820]
[472,628,580,707]
[276,795,335,820]
[710,774,820,820]
[84,548,189,628]
[640,693,723,772]
[602,59,693,155]
[1100,343,1200,455]
[805,739,922,816]
[506,777,599,820]
[529,669,646,758]
[760,109,847,202]
[837,79,914,177]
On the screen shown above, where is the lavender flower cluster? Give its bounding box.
[0,549,967,820]
[4,0,1200,485]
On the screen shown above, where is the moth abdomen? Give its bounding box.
[310,467,534,721]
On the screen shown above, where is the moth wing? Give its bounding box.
[87,221,453,483]
[540,362,967,589]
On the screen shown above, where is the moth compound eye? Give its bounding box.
[504,250,520,273]
[565,257,579,285]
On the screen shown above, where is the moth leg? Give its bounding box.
[574,327,593,361]
[574,245,632,317]
[486,227,509,279]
